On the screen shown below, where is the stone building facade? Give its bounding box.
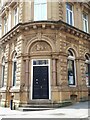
[0,0,90,107]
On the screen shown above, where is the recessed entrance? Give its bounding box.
[32,60,50,99]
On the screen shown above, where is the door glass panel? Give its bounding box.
[33,60,48,65]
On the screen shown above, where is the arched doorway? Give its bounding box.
[28,40,53,100]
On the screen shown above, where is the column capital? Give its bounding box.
[8,60,12,64]
[51,52,59,59]
[23,53,30,60]
[59,52,68,57]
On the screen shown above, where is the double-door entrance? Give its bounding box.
[32,60,50,99]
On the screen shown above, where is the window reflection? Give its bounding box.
[67,49,76,86]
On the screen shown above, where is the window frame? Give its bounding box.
[1,57,5,87]
[85,54,90,87]
[4,16,8,34]
[66,3,74,26]
[67,49,76,87]
[82,13,89,33]
[31,59,51,100]
[12,53,17,86]
[34,0,47,21]
[13,6,19,26]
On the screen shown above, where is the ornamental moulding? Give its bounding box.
[0,20,90,44]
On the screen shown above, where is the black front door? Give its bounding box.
[33,66,49,99]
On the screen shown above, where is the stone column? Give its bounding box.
[25,57,29,89]
[52,58,57,86]
[25,57,29,102]
[7,60,12,87]
[78,58,87,100]
[6,60,12,107]
[75,58,79,86]
[75,58,80,101]
[52,54,58,86]
[59,53,68,88]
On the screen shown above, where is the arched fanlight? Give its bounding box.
[68,49,74,57]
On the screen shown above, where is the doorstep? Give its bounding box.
[18,107,54,111]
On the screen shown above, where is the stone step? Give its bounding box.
[18,101,72,111]
[18,107,53,111]
[19,104,59,108]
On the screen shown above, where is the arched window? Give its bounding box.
[67,49,76,86]
[85,54,90,86]
[1,57,5,87]
[12,52,17,86]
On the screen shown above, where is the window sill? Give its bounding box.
[0,86,6,92]
[69,85,76,87]
[10,86,20,92]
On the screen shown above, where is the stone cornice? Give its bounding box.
[80,2,90,11]
[0,20,90,45]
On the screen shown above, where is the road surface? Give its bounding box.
[0,101,89,119]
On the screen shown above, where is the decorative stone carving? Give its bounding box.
[66,36,79,44]
[59,2,63,20]
[19,2,23,22]
[36,44,44,51]
[37,33,42,40]
[44,34,56,44]
[30,41,51,52]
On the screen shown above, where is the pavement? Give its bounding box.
[0,101,89,119]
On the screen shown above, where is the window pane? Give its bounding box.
[83,13,88,32]
[2,65,5,87]
[41,3,47,20]
[33,60,48,65]
[85,20,87,32]
[34,0,47,21]
[85,54,89,60]
[70,12,73,25]
[34,0,46,4]
[13,61,16,86]
[34,0,40,4]
[41,0,46,3]
[83,13,87,19]
[34,4,41,20]
[14,7,18,25]
[87,64,90,86]
[66,3,73,25]
[68,50,73,56]
[68,60,75,85]
[88,64,90,86]
[66,3,72,10]
[66,10,69,23]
